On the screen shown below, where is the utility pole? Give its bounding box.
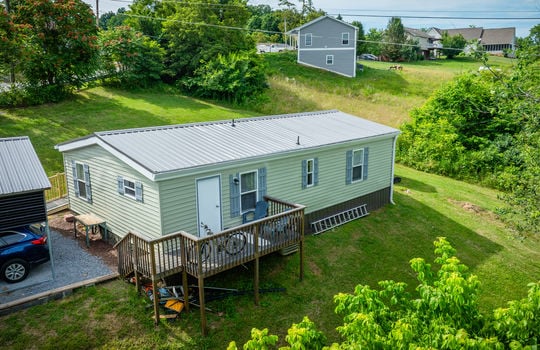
[5,0,16,83]
[95,0,99,27]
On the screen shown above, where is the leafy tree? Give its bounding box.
[8,0,98,89]
[124,0,175,40]
[381,17,407,61]
[229,238,540,348]
[441,31,467,58]
[247,5,282,43]
[99,26,164,88]
[0,5,19,82]
[498,24,540,234]
[351,20,366,55]
[162,0,254,80]
[181,50,267,103]
[365,28,384,55]
[99,8,127,30]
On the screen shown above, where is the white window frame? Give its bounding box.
[306,159,315,187]
[342,32,349,45]
[240,170,258,213]
[351,148,364,182]
[305,33,312,46]
[326,55,334,65]
[122,178,137,199]
[75,162,88,200]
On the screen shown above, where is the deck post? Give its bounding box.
[254,224,260,306]
[149,242,160,325]
[198,276,207,335]
[180,238,189,312]
[300,212,305,281]
[197,241,207,336]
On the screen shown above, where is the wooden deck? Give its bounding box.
[115,196,305,333]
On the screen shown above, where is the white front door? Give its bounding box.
[196,176,222,237]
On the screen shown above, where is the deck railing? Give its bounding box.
[116,196,305,280]
[45,173,67,201]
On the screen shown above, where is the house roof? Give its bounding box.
[442,27,485,41]
[480,27,516,45]
[0,136,51,196]
[288,15,357,34]
[405,27,433,39]
[56,110,400,181]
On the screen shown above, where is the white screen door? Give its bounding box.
[196,176,222,237]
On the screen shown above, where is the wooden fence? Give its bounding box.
[45,173,67,201]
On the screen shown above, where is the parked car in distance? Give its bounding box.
[359,53,379,61]
[0,224,50,283]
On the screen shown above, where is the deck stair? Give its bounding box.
[311,204,369,234]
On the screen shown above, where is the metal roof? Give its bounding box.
[288,15,357,34]
[0,136,51,196]
[57,110,400,180]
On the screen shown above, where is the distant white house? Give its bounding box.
[405,27,442,59]
[288,15,358,78]
[429,27,516,55]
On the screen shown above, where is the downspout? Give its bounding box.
[390,135,398,205]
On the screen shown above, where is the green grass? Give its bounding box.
[0,87,255,174]
[1,165,538,349]
[0,54,533,349]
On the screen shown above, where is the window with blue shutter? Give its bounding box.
[347,148,368,184]
[71,160,91,202]
[118,176,143,202]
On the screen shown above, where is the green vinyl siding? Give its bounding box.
[63,135,395,240]
[63,145,161,240]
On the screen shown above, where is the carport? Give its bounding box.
[0,136,55,285]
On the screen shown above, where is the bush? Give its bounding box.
[0,84,72,107]
[181,51,268,103]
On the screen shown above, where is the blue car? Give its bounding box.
[0,225,50,283]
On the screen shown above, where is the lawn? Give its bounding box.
[0,165,538,349]
[1,54,534,349]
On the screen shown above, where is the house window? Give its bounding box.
[326,55,334,65]
[75,163,87,199]
[342,32,349,45]
[117,176,143,202]
[240,170,258,212]
[351,149,364,182]
[346,148,369,184]
[302,158,318,188]
[72,161,91,202]
[305,33,312,46]
[124,179,136,198]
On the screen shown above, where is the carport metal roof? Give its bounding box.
[0,136,51,196]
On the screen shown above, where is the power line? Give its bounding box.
[332,13,540,21]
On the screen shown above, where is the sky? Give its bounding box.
[85,0,540,38]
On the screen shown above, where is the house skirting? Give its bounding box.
[305,187,391,234]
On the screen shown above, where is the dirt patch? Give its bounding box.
[48,211,118,271]
[448,199,486,214]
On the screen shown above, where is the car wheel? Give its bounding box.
[2,259,30,283]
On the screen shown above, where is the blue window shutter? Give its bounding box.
[71,160,79,197]
[135,181,143,202]
[230,173,240,218]
[117,176,124,195]
[314,158,319,186]
[363,147,369,180]
[301,160,307,189]
[346,150,353,185]
[83,164,92,203]
[258,167,267,199]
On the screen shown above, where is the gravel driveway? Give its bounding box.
[0,229,115,306]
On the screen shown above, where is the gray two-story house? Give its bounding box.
[289,15,358,78]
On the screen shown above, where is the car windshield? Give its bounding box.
[28,224,45,236]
